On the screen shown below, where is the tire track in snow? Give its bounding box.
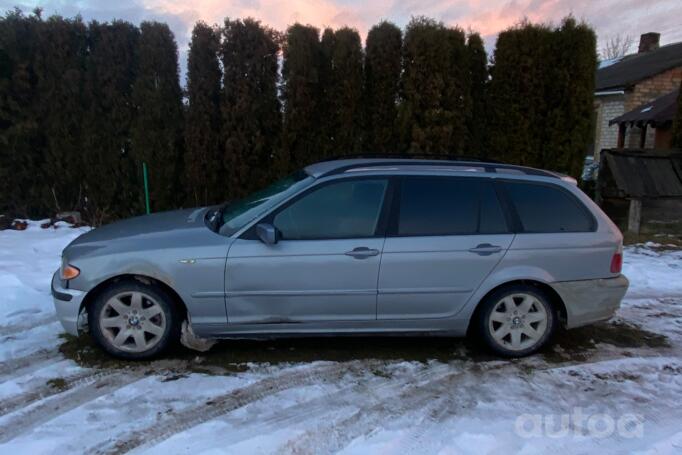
[281,361,510,454]
[0,369,117,418]
[396,392,474,455]
[281,353,671,454]
[0,371,144,444]
[294,356,682,454]
[93,361,381,454]
[0,315,58,338]
[0,348,61,380]
[148,363,456,452]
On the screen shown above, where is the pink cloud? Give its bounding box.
[145,0,680,49]
[9,0,680,77]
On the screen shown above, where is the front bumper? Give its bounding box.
[51,270,87,336]
[551,275,629,329]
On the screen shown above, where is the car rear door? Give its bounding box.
[377,175,514,320]
[496,180,611,280]
[225,177,391,324]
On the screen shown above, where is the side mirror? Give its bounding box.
[256,223,279,245]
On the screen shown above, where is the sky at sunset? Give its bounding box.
[2,0,681,81]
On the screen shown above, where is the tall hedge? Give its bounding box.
[488,18,596,176]
[0,9,44,217]
[325,27,363,156]
[488,23,553,168]
[280,23,322,171]
[466,33,488,157]
[185,22,221,207]
[318,28,336,157]
[364,21,402,153]
[130,21,184,211]
[544,18,597,177]
[0,11,602,222]
[399,17,469,154]
[35,15,88,213]
[82,20,139,222]
[221,18,281,198]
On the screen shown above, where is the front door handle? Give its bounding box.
[345,247,380,259]
[468,243,503,256]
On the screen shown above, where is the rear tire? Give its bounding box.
[476,284,556,357]
[88,280,181,360]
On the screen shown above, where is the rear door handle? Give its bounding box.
[468,243,503,256]
[345,247,380,259]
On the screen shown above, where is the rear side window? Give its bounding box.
[501,181,594,233]
[396,177,508,236]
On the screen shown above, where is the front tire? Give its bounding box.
[477,284,556,357]
[88,280,181,360]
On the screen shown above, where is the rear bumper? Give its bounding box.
[551,275,629,329]
[51,271,87,336]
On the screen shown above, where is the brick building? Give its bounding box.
[593,33,682,157]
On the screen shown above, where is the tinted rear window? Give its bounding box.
[396,177,508,236]
[502,181,594,233]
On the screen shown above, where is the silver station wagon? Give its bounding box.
[52,158,629,359]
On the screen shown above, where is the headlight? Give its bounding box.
[60,260,80,280]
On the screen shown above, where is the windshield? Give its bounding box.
[218,170,313,236]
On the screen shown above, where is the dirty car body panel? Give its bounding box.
[53,158,629,344]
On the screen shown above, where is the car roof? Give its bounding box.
[304,158,565,180]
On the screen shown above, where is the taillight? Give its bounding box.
[610,247,623,274]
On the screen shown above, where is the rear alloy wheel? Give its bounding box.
[89,281,180,359]
[478,285,556,357]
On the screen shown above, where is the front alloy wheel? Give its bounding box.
[99,291,167,353]
[89,280,180,359]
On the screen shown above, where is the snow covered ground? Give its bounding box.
[1,222,682,454]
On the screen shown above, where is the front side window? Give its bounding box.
[273,179,388,240]
[219,170,313,236]
[502,181,594,233]
[396,177,508,236]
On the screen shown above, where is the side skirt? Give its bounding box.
[192,318,469,339]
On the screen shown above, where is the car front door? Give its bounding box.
[225,177,391,325]
[377,176,514,320]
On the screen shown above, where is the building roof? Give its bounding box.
[609,89,679,127]
[602,150,682,198]
[596,41,682,91]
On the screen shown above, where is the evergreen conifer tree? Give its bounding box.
[399,17,469,154]
[280,23,323,170]
[221,18,281,198]
[326,27,363,156]
[185,21,222,206]
[34,15,88,213]
[466,32,488,157]
[130,21,184,211]
[488,18,596,177]
[0,9,45,217]
[364,21,402,153]
[82,20,139,222]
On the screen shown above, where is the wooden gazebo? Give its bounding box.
[609,89,679,149]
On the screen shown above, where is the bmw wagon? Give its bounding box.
[52,158,629,359]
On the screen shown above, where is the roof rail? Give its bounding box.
[318,157,557,178]
[319,153,502,164]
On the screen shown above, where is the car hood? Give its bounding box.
[69,207,209,247]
